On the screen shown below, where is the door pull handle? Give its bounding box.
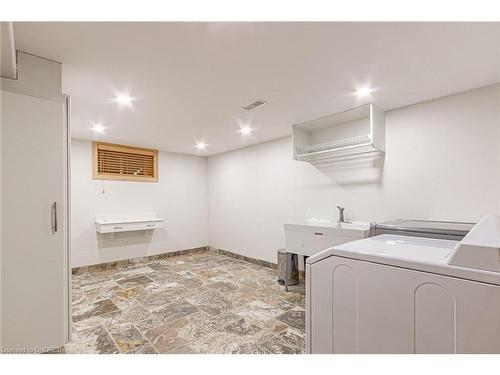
[51,202,58,234]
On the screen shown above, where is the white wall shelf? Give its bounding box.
[292,103,385,161]
[95,212,164,233]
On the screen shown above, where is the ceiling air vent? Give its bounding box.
[242,99,267,111]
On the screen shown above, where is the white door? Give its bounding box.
[1,90,69,350]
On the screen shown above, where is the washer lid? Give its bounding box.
[374,219,474,237]
[333,234,456,263]
[306,234,457,267]
[307,234,500,286]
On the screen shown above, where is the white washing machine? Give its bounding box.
[306,215,500,354]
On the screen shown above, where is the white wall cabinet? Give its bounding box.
[292,103,385,161]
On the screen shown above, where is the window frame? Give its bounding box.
[92,141,159,182]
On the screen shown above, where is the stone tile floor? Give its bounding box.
[65,251,305,354]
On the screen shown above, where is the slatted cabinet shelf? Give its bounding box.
[292,103,385,161]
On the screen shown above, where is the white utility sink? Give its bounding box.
[285,219,370,235]
[284,219,371,257]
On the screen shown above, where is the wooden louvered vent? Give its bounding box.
[93,142,158,182]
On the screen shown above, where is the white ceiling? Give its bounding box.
[13,22,500,156]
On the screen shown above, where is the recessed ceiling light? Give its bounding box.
[238,125,253,136]
[114,93,133,105]
[195,141,207,150]
[92,123,105,133]
[354,86,374,98]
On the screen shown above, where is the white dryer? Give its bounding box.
[306,215,500,354]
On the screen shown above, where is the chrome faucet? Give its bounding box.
[337,206,345,223]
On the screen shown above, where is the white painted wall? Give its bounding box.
[71,139,209,267]
[208,84,500,264]
[71,84,500,267]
